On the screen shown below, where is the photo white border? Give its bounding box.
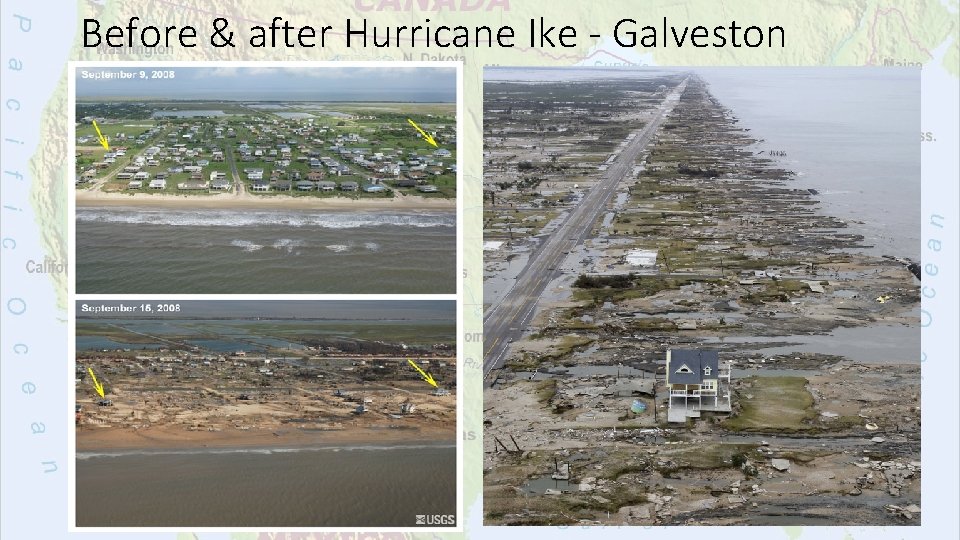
[67,60,464,534]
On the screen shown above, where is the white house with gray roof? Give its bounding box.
[666,349,732,423]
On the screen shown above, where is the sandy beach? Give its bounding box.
[76,349,458,453]
[75,189,456,211]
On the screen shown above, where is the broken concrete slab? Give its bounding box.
[579,476,596,492]
[618,504,651,519]
[771,458,791,472]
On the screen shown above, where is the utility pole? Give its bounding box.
[653,378,658,423]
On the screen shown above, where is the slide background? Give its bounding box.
[2,1,957,539]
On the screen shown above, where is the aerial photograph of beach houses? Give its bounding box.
[74,65,458,294]
[481,68,920,525]
[74,299,457,527]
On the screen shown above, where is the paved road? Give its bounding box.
[483,80,687,383]
[80,131,168,191]
[225,139,244,195]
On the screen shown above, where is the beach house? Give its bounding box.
[665,349,732,423]
[407,171,428,183]
[178,180,209,190]
[211,177,231,191]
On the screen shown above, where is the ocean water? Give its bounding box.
[706,323,918,364]
[698,68,920,260]
[75,443,456,527]
[76,207,456,294]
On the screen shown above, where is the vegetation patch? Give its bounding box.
[656,443,758,475]
[534,379,558,406]
[723,376,817,432]
[572,274,694,305]
[544,335,595,359]
[739,279,809,305]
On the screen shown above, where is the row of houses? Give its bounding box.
[246,179,437,193]
[125,175,229,191]
[127,175,439,193]
[126,178,168,190]
[80,116,455,191]
[251,179,365,193]
[330,145,454,179]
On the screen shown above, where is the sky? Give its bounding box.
[76,66,456,102]
[484,66,686,81]
[76,300,455,320]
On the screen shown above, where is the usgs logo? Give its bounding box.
[415,514,456,525]
[356,0,510,11]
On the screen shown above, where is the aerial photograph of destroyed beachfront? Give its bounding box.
[482,68,920,525]
[74,299,457,527]
[74,65,457,294]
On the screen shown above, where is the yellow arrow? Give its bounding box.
[407,118,438,148]
[407,359,438,388]
[87,367,105,398]
[92,120,110,151]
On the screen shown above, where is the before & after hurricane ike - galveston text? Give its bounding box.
[82,16,786,51]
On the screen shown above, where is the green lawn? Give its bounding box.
[76,121,155,140]
[723,376,817,433]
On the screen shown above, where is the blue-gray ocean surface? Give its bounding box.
[76,443,456,527]
[698,68,920,260]
[76,207,456,294]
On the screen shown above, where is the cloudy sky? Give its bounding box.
[76,66,456,101]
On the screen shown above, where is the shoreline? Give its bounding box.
[76,190,456,211]
[77,425,454,452]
